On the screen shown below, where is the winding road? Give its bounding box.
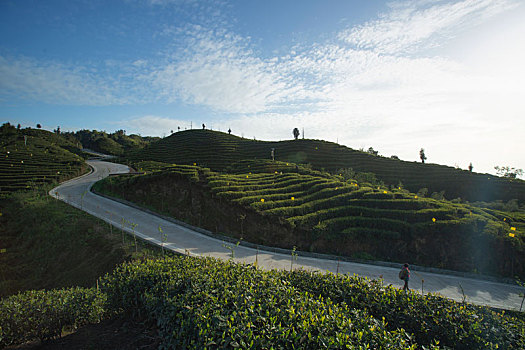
[50,159,525,311]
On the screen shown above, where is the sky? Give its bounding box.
[1,0,524,176]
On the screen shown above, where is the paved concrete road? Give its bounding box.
[50,160,525,311]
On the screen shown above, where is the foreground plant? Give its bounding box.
[0,288,107,347]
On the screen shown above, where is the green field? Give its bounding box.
[95,160,525,279]
[2,256,524,349]
[123,129,525,203]
[0,124,87,196]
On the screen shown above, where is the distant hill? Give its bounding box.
[0,123,86,195]
[124,129,525,203]
[65,129,159,156]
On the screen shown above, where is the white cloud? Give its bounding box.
[150,26,301,113]
[2,0,523,175]
[0,56,128,105]
[338,0,517,54]
[125,115,190,136]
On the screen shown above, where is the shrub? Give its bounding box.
[0,287,107,347]
[100,257,414,349]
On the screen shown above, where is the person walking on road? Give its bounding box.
[399,263,410,291]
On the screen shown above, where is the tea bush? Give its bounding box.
[123,129,525,203]
[0,287,107,347]
[100,257,416,349]
[96,161,525,278]
[283,270,525,349]
[100,256,525,349]
[0,127,86,195]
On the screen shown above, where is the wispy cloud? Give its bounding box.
[150,25,303,114]
[0,55,128,105]
[338,0,517,54]
[2,0,523,174]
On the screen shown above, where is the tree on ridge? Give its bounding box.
[293,128,300,140]
[420,148,427,163]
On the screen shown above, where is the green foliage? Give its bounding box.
[0,189,163,297]
[96,161,525,279]
[64,129,158,156]
[0,287,107,347]
[122,129,525,203]
[284,269,525,349]
[0,126,87,195]
[495,166,524,179]
[99,256,524,349]
[101,257,414,349]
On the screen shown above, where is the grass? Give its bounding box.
[95,160,525,279]
[122,129,525,203]
[0,125,87,196]
[0,187,166,298]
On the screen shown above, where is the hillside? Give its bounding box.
[0,124,87,196]
[124,129,525,204]
[95,161,525,279]
[65,129,159,156]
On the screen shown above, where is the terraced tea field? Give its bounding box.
[124,129,525,203]
[0,128,86,195]
[97,160,525,279]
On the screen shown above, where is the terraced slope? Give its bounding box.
[0,126,86,195]
[125,129,525,203]
[96,160,525,279]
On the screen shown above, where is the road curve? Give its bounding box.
[50,159,525,311]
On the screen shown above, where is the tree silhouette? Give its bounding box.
[228,128,231,134]
[494,166,523,179]
[293,128,300,140]
[420,148,427,163]
[367,147,378,156]
[36,124,42,129]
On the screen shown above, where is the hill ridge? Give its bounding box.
[125,129,525,203]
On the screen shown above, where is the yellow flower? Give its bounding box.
[511,227,516,231]
[432,218,436,222]
[261,198,264,202]
[383,190,388,194]
[509,233,515,238]
[291,197,295,201]
[193,163,196,165]
[246,175,249,178]
[414,195,418,199]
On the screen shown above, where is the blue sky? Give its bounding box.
[1,0,524,176]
